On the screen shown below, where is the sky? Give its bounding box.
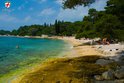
[0,0,108,30]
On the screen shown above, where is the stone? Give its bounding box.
[56,81,61,83]
[94,75,104,81]
[119,56,124,61]
[69,80,72,83]
[117,56,124,66]
[117,61,124,66]
[115,66,124,79]
[95,80,115,83]
[115,79,124,83]
[96,59,114,66]
[102,70,115,80]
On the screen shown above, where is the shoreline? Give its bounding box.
[1,35,124,59]
[0,35,124,83]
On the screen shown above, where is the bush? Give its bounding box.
[114,30,124,41]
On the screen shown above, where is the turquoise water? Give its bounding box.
[0,36,69,78]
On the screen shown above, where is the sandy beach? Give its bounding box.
[59,37,103,57]
[57,36,124,58]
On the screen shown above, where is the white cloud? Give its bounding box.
[24,16,32,22]
[17,0,29,10]
[37,0,47,3]
[2,8,15,13]
[39,8,56,16]
[56,0,108,22]
[0,14,19,22]
[55,0,63,5]
[56,6,89,21]
[89,0,108,11]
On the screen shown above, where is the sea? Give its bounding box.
[0,36,71,83]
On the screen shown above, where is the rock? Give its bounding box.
[96,59,114,66]
[56,81,61,83]
[102,70,115,80]
[117,56,124,66]
[115,79,124,83]
[119,56,124,61]
[69,80,72,83]
[95,80,115,83]
[117,61,124,66]
[115,66,124,79]
[94,75,104,81]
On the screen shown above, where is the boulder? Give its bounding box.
[118,56,124,61]
[102,70,115,80]
[115,66,124,79]
[117,61,124,66]
[56,81,61,83]
[96,59,114,66]
[117,56,124,66]
[115,79,124,83]
[95,80,115,83]
[94,75,104,81]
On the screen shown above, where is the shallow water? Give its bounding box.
[0,36,70,80]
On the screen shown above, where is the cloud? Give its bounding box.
[89,0,108,11]
[2,8,15,13]
[56,0,108,22]
[55,0,63,5]
[39,8,56,16]
[36,0,47,3]
[24,16,32,22]
[56,6,88,21]
[17,1,28,10]
[0,14,19,22]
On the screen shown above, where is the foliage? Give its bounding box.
[105,0,124,22]
[63,0,96,9]
[0,30,11,35]
[94,14,121,39]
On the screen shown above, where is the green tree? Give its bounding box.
[11,30,18,35]
[105,0,124,28]
[63,0,95,9]
[55,20,60,35]
[95,14,121,39]
[0,30,11,35]
[88,8,97,23]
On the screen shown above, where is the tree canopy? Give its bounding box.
[63,0,95,9]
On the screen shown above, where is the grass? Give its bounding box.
[19,56,118,83]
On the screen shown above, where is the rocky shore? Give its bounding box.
[94,55,124,83]
[10,36,124,83]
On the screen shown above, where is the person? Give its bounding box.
[102,38,110,45]
[90,40,94,45]
[16,45,19,49]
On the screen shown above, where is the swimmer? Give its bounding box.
[16,45,19,49]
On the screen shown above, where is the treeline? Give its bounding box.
[0,0,124,41]
[10,21,79,36]
[0,30,11,35]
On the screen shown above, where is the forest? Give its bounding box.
[1,0,124,41]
